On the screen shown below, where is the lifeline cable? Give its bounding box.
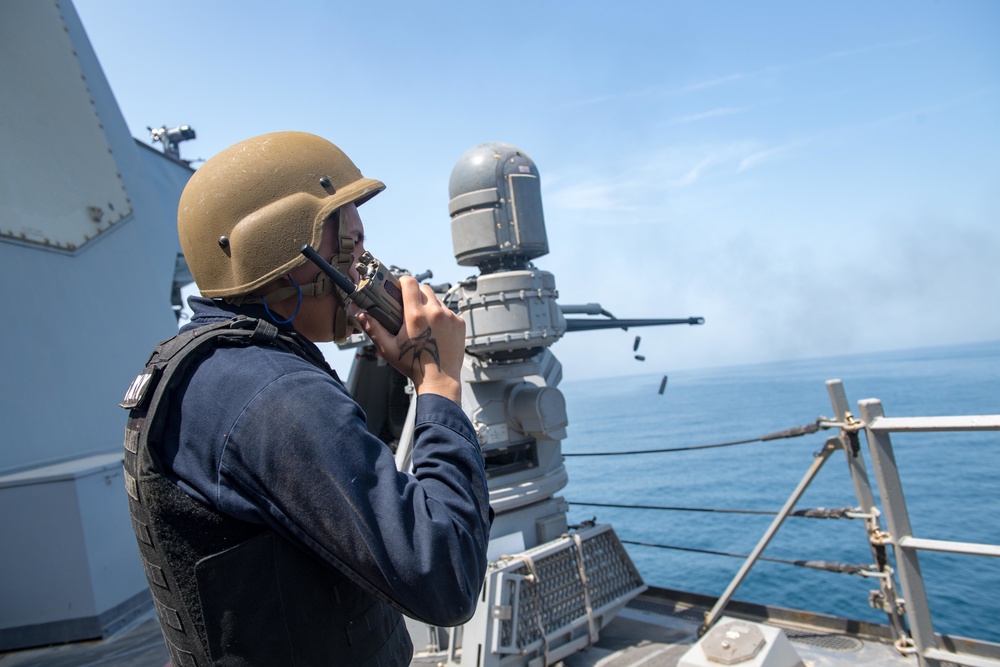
[571,501,775,515]
[620,539,867,575]
[562,421,821,457]
[568,501,857,519]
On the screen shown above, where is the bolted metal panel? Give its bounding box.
[458,270,566,355]
[0,0,132,251]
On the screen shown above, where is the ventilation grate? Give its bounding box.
[784,629,864,652]
[499,530,644,650]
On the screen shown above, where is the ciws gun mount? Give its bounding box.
[343,143,702,667]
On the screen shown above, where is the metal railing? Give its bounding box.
[702,379,1000,667]
[857,397,1000,667]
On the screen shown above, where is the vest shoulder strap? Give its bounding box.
[120,316,331,413]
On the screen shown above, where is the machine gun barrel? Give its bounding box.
[564,317,704,332]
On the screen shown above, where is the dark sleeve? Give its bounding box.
[214,368,492,626]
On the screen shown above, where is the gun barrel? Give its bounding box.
[564,317,704,332]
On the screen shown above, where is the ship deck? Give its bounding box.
[5,585,986,667]
[559,587,919,667]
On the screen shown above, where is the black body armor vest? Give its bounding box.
[120,317,412,666]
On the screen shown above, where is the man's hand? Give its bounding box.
[354,276,465,404]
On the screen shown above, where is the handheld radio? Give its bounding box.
[301,245,404,335]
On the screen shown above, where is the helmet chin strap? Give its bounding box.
[330,214,356,343]
[231,210,358,342]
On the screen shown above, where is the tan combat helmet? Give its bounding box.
[178,131,384,299]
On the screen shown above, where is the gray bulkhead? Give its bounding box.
[0,0,192,649]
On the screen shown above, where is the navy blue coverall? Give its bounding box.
[161,296,492,627]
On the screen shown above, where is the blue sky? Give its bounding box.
[73,0,999,379]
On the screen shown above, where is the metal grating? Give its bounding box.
[784,629,864,652]
[500,530,644,650]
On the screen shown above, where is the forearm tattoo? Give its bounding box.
[398,327,442,375]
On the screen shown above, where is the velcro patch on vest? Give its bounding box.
[123,419,141,454]
[141,556,169,589]
[124,469,139,501]
[154,597,184,632]
[120,368,158,409]
[130,512,152,546]
[164,639,197,667]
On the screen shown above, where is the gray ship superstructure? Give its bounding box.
[0,0,193,651]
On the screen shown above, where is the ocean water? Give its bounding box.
[560,339,1000,643]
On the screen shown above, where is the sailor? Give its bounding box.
[120,131,492,666]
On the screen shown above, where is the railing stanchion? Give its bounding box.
[700,437,836,634]
[827,380,912,649]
